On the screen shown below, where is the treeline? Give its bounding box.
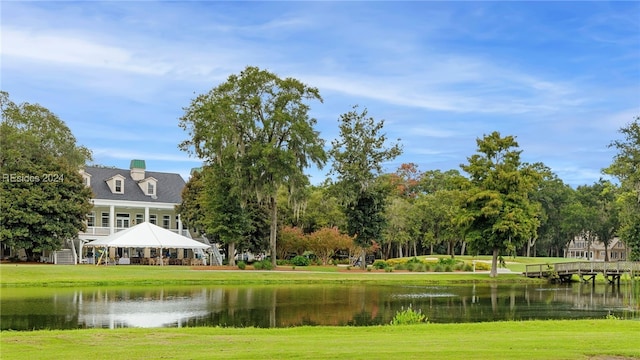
[177,66,640,277]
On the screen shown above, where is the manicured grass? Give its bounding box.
[0,263,542,288]
[1,320,639,360]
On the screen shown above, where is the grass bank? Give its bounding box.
[0,264,542,288]
[1,320,638,360]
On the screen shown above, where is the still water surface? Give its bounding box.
[1,282,638,330]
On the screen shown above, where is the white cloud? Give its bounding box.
[1,27,173,75]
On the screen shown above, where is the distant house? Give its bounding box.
[565,236,628,261]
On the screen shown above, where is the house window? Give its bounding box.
[116,213,130,228]
[162,215,170,229]
[136,213,144,225]
[87,212,95,227]
[148,182,155,195]
[115,179,123,193]
[149,214,157,225]
[101,212,109,227]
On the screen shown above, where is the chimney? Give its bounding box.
[130,159,146,181]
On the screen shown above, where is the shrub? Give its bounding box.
[415,263,427,272]
[433,264,444,272]
[444,264,453,272]
[252,260,274,270]
[437,257,458,266]
[237,261,246,270]
[291,255,310,266]
[463,263,474,272]
[407,256,422,264]
[406,263,416,272]
[390,305,427,325]
[384,266,393,272]
[474,261,491,271]
[372,260,388,269]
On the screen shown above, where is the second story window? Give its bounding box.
[148,182,155,195]
[115,179,122,193]
[87,212,95,227]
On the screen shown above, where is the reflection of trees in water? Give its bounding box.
[2,283,639,330]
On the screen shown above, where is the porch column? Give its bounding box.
[178,214,183,236]
[109,205,115,235]
[144,207,150,223]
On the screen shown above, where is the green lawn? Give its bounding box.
[0,263,540,287]
[1,320,638,360]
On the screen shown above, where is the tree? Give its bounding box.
[328,105,402,268]
[460,132,540,277]
[176,169,207,236]
[276,226,307,260]
[383,197,414,258]
[526,163,572,257]
[415,169,471,257]
[307,227,352,265]
[0,92,93,261]
[201,162,253,266]
[574,180,618,261]
[179,66,327,267]
[604,117,640,260]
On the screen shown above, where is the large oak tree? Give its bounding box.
[179,66,326,266]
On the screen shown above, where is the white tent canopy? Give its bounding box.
[85,222,210,250]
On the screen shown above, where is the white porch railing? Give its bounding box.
[82,226,191,237]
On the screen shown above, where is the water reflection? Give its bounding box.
[1,282,638,330]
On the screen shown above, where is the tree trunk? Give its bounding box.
[490,248,499,278]
[460,241,466,256]
[228,241,236,267]
[413,241,417,257]
[604,243,609,262]
[360,248,367,270]
[270,196,278,268]
[397,242,403,259]
[526,237,536,258]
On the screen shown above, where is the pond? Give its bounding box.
[1,282,638,330]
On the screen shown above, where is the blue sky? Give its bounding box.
[2,1,639,187]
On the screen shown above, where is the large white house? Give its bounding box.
[79,160,187,241]
[50,160,219,265]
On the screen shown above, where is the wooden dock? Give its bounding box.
[524,261,640,284]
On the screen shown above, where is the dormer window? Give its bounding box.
[106,174,126,194]
[137,177,158,197]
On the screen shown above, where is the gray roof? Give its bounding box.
[84,166,186,204]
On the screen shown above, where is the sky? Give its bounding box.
[2,1,639,187]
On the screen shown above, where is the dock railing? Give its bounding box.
[525,261,640,279]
